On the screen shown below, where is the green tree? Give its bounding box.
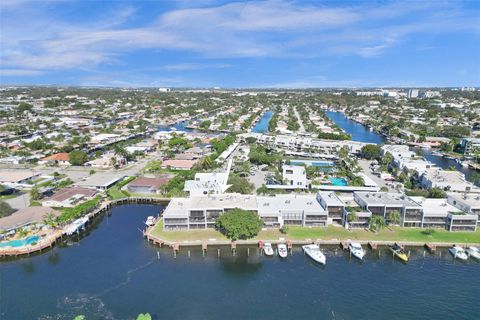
[428,187,446,198]
[136,314,152,320]
[0,201,15,218]
[347,212,357,223]
[369,215,386,232]
[360,144,382,160]
[69,150,88,165]
[30,186,41,200]
[338,146,349,159]
[227,174,254,194]
[216,208,262,240]
[387,211,401,225]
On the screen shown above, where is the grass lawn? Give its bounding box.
[287,226,480,243]
[150,220,286,242]
[107,188,128,200]
[150,221,480,244]
[0,194,18,200]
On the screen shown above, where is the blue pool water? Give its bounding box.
[251,110,274,133]
[0,235,39,248]
[291,160,334,167]
[329,177,347,186]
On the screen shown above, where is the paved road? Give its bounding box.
[357,159,391,191]
[5,193,30,210]
[293,106,306,132]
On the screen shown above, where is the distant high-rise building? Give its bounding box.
[407,89,419,98]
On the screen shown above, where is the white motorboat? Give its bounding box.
[302,244,326,265]
[145,216,156,226]
[263,242,274,256]
[466,246,480,260]
[449,245,468,260]
[348,241,365,260]
[278,243,288,258]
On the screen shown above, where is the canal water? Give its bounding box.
[251,110,274,133]
[157,120,193,132]
[325,111,385,144]
[1,204,479,320]
[326,111,479,184]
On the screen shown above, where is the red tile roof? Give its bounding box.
[41,153,70,162]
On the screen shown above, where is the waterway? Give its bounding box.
[325,111,385,144]
[326,111,479,185]
[251,110,274,133]
[157,120,193,132]
[1,204,479,320]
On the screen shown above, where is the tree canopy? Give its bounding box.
[216,208,262,240]
[69,150,88,165]
[360,144,382,160]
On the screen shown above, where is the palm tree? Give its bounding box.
[347,212,357,223]
[369,215,386,232]
[387,211,401,226]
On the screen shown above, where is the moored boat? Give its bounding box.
[302,244,326,265]
[449,245,468,260]
[348,241,365,260]
[145,216,155,226]
[389,243,409,262]
[278,243,288,258]
[263,242,274,256]
[465,246,480,260]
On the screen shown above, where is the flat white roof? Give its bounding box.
[410,197,462,216]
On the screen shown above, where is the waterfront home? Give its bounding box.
[420,169,476,193]
[162,193,328,230]
[316,191,345,224]
[257,194,328,227]
[39,152,70,166]
[42,187,97,207]
[0,171,41,188]
[75,173,125,191]
[0,207,61,232]
[447,193,480,226]
[354,192,424,227]
[446,212,477,232]
[163,193,257,230]
[126,176,171,194]
[410,197,463,229]
[460,138,480,156]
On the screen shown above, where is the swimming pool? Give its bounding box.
[329,177,347,186]
[290,161,334,167]
[0,235,40,248]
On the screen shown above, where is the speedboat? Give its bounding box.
[449,245,468,260]
[348,241,365,260]
[466,246,480,260]
[278,243,288,258]
[263,243,274,256]
[145,216,155,226]
[302,244,326,265]
[389,243,409,262]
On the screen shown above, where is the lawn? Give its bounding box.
[107,188,128,200]
[150,220,285,242]
[149,221,480,244]
[287,226,480,243]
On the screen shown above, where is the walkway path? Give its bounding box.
[293,106,306,132]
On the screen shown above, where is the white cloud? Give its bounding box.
[160,63,232,71]
[0,69,44,76]
[1,0,479,74]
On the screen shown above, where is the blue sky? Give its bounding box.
[1,0,479,88]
